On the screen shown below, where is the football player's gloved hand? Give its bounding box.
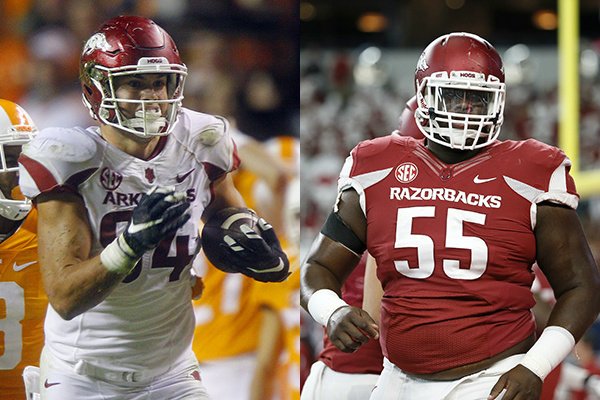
[202,208,290,282]
[101,187,190,274]
[121,187,191,256]
[238,217,290,282]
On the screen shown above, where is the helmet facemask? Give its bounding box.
[416,71,505,150]
[0,143,33,221]
[83,58,187,138]
[0,184,31,221]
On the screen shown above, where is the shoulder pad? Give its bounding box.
[496,139,578,209]
[493,139,567,170]
[354,135,397,157]
[350,135,409,172]
[22,127,98,163]
[197,117,226,146]
[178,108,227,146]
[19,127,103,198]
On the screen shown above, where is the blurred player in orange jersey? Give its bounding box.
[192,131,298,400]
[0,99,42,399]
[263,176,301,400]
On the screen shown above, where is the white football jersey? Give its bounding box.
[18,108,239,372]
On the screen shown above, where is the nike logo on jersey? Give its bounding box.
[44,379,61,388]
[13,261,37,272]
[473,175,496,184]
[176,168,195,183]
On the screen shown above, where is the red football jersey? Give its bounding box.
[318,254,384,375]
[338,135,578,374]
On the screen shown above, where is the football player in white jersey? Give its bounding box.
[17,15,289,400]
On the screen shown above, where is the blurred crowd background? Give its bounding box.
[300,1,600,399]
[0,0,298,140]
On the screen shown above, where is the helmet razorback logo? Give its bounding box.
[416,53,429,72]
[82,33,111,55]
[395,162,419,184]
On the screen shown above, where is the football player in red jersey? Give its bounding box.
[17,16,288,400]
[301,94,421,400]
[301,254,384,399]
[300,32,600,400]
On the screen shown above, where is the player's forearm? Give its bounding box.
[201,174,246,222]
[250,307,282,400]
[249,368,275,400]
[535,204,600,340]
[515,285,600,381]
[546,285,600,341]
[300,261,344,310]
[300,235,361,310]
[43,255,126,320]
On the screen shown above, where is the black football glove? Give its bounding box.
[205,209,290,282]
[119,187,191,258]
[238,217,290,282]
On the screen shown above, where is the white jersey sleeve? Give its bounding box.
[175,109,240,181]
[18,127,103,199]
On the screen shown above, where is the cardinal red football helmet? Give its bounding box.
[414,32,505,150]
[80,16,187,137]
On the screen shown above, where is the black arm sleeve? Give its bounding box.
[320,211,367,255]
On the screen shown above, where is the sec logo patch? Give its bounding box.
[395,162,418,183]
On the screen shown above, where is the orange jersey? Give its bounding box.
[194,134,298,362]
[0,209,45,399]
[252,246,300,400]
[231,136,298,205]
[192,262,275,360]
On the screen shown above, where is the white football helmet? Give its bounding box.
[0,99,37,220]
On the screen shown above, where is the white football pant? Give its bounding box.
[301,360,380,400]
[369,354,525,400]
[39,346,210,400]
